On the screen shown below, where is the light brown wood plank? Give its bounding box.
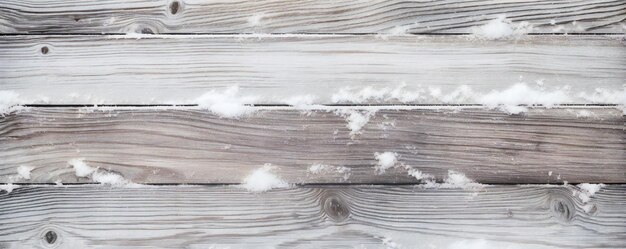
[0,185,624,248]
[0,0,624,34]
[0,107,623,184]
[0,35,624,105]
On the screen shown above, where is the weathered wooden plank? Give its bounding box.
[0,35,624,105]
[0,0,624,34]
[1,107,623,184]
[0,185,624,248]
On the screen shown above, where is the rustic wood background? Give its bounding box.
[0,0,624,248]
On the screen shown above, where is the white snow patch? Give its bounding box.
[471,15,533,40]
[16,165,34,180]
[575,183,605,204]
[0,183,17,194]
[479,83,571,114]
[195,86,258,118]
[374,152,398,173]
[0,91,22,114]
[68,158,138,187]
[241,164,289,192]
[336,109,376,137]
[69,158,96,177]
[332,83,421,103]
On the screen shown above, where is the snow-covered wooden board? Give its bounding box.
[0,0,624,34]
[0,185,624,248]
[0,35,624,105]
[1,107,623,184]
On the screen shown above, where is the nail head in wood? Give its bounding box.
[40,46,49,54]
[44,230,57,244]
[323,195,350,222]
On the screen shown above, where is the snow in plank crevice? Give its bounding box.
[471,15,533,40]
[240,164,289,192]
[68,158,139,187]
[0,183,17,194]
[574,183,605,211]
[0,91,24,115]
[332,83,421,104]
[194,86,258,118]
[308,164,351,181]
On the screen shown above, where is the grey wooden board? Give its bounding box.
[0,0,624,34]
[1,107,623,184]
[0,185,624,248]
[0,35,624,105]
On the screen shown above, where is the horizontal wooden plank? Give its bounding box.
[0,0,624,34]
[1,107,623,184]
[0,185,624,248]
[0,35,624,105]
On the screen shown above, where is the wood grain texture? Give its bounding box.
[0,185,624,248]
[0,0,624,34]
[0,35,624,104]
[1,107,623,184]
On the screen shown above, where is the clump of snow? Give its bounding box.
[195,86,258,118]
[241,164,289,192]
[0,91,22,115]
[332,83,421,103]
[575,183,605,203]
[574,183,605,213]
[336,109,376,137]
[16,165,34,180]
[374,152,398,173]
[471,15,533,40]
[69,158,96,177]
[68,158,137,187]
[479,83,571,114]
[0,183,17,194]
[308,164,351,181]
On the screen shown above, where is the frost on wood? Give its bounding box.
[241,164,289,192]
[471,15,533,40]
[194,86,258,118]
[308,164,351,181]
[68,158,138,187]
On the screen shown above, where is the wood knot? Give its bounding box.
[549,194,575,222]
[322,195,350,222]
[44,230,57,244]
[41,46,49,55]
[141,28,154,34]
[169,1,180,15]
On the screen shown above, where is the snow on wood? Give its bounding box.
[0,107,622,184]
[0,35,623,105]
[1,185,625,248]
[0,0,623,34]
